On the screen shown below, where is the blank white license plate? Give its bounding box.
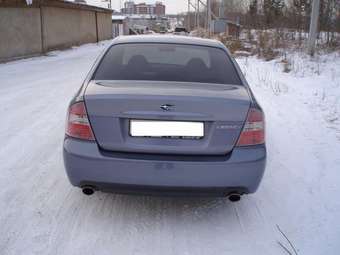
[130,120,204,138]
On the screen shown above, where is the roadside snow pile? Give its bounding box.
[288,52,340,130]
[237,52,340,254]
[237,51,340,138]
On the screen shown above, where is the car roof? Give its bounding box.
[111,35,225,49]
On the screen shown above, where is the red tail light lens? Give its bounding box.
[66,101,95,141]
[236,108,265,146]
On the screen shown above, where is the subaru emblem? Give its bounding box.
[160,104,174,111]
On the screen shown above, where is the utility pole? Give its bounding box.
[188,0,191,31]
[207,0,211,36]
[308,0,320,56]
[102,0,112,9]
[219,0,225,18]
[197,0,200,29]
[194,0,197,28]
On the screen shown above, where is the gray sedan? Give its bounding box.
[63,35,266,201]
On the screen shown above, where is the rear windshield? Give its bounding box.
[93,43,242,85]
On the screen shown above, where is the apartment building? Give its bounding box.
[121,1,165,16]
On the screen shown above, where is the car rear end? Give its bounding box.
[63,37,266,198]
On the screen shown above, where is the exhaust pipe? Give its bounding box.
[227,193,241,202]
[82,186,95,196]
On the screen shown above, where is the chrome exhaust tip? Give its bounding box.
[228,193,241,202]
[82,186,95,196]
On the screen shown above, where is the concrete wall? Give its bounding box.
[0,7,43,60]
[97,12,113,41]
[42,7,97,51]
[0,1,113,62]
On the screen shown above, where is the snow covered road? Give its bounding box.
[0,42,339,255]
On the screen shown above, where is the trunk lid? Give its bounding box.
[84,81,251,155]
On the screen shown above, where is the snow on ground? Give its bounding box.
[0,42,339,255]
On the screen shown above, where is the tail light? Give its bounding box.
[66,101,95,141]
[236,107,265,146]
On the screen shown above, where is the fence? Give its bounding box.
[0,0,113,62]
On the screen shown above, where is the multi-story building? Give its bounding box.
[154,2,165,16]
[135,3,151,15]
[121,1,165,16]
[123,1,135,15]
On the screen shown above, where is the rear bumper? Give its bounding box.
[63,138,266,196]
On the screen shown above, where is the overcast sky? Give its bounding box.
[86,0,187,14]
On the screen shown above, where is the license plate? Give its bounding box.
[130,120,204,138]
